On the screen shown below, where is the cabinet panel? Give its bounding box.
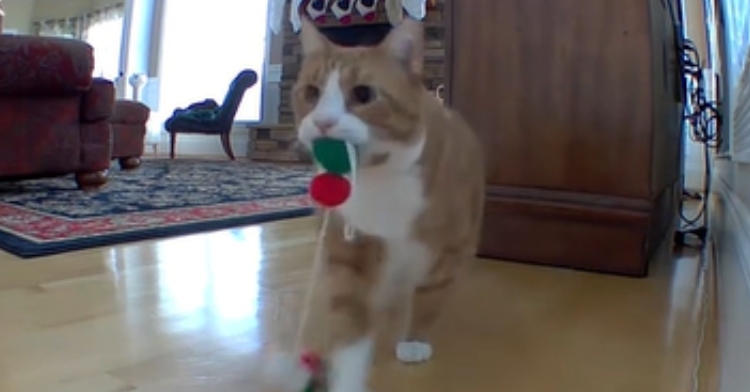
[448,0,655,198]
[445,0,683,276]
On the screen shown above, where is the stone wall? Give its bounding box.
[246,124,312,162]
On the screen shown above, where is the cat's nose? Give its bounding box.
[313,118,338,134]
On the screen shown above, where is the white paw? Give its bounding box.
[396,341,433,364]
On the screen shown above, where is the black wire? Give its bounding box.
[676,37,722,236]
[657,0,720,246]
[680,41,723,148]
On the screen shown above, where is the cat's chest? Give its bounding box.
[336,167,426,239]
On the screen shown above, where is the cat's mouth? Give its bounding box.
[309,137,394,169]
[309,136,361,163]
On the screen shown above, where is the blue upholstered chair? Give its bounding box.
[164,69,258,160]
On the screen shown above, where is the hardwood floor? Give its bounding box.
[0,217,710,392]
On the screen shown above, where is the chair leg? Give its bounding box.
[220,133,235,160]
[169,132,177,159]
[119,157,142,170]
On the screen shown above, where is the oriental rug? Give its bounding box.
[0,159,315,258]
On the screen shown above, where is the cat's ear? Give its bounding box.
[382,17,424,75]
[299,16,329,55]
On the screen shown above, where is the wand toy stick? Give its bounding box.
[262,138,357,392]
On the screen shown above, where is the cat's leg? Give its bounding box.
[326,259,375,392]
[396,278,453,364]
[396,252,462,365]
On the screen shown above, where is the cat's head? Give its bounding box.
[292,17,425,163]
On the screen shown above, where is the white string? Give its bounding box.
[293,141,358,351]
[293,209,331,351]
[344,142,358,241]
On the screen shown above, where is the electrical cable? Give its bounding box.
[662,0,723,247]
[674,37,723,246]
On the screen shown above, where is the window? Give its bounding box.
[85,13,125,80]
[158,0,269,123]
[32,7,125,81]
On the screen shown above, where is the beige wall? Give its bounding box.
[1,0,124,34]
[33,0,92,20]
[2,0,35,33]
[682,0,716,193]
[32,0,122,21]
[683,0,709,67]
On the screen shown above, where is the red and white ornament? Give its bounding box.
[355,0,379,22]
[306,0,331,23]
[331,0,356,25]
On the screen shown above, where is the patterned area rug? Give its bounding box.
[0,159,315,258]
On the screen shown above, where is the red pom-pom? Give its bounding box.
[309,173,351,207]
[300,351,324,373]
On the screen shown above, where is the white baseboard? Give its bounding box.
[153,126,250,158]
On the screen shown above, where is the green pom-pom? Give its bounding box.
[312,138,352,174]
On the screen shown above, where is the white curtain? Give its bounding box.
[82,6,126,81]
[33,4,125,82]
[157,0,269,135]
[34,17,81,38]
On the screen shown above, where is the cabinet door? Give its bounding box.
[445,0,654,197]
[444,0,663,276]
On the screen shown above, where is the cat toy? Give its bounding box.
[263,350,329,392]
[309,138,357,208]
[261,138,357,392]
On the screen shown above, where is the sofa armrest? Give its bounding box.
[82,78,116,123]
[0,35,94,96]
[112,100,151,124]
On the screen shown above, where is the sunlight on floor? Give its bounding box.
[0,218,708,392]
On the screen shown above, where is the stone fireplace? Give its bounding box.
[247,0,445,162]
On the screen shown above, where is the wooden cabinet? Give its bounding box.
[444,0,684,276]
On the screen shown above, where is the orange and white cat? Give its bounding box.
[292,17,485,392]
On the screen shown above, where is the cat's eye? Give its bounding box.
[351,85,375,105]
[303,85,320,103]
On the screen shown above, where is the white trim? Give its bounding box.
[717,178,750,294]
[266,64,283,83]
[731,50,750,161]
[714,171,750,392]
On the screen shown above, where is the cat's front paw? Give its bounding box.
[396,341,433,364]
